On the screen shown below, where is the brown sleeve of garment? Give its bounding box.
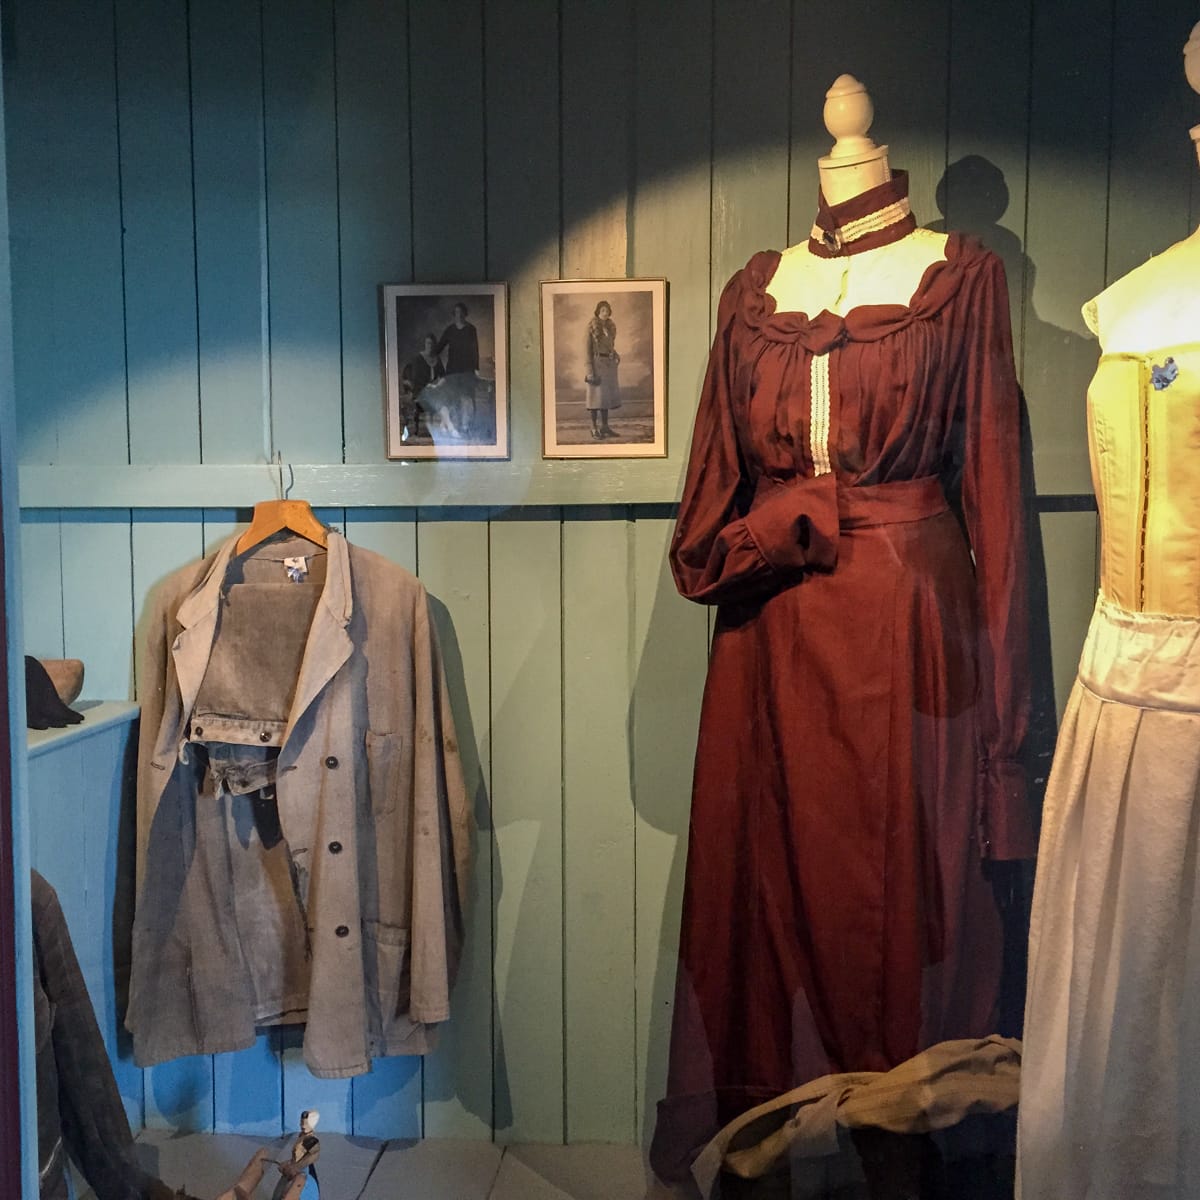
[669,271,838,606]
[957,250,1035,860]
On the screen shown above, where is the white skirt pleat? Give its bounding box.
[1019,597,1200,1199]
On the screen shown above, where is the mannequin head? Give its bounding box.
[1185,21,1200,93]
[818,75,891,204]
[1186,22,1200,165]
[299,1110,319,1135]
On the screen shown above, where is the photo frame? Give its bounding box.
[381,282,509,460]
[540,278,667,458]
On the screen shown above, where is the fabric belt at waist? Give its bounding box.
[838,476,947,528]
[751,474,947,529]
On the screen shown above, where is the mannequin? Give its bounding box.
[1082,25,1200,350]
[654,65,1028,1187]
[766,75,949,316]
[1017,20,1200,1200]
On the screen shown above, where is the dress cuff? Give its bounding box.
[979,756,1036,860]
[743,474,839,574]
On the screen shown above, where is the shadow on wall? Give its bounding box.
[424,594,504,1130]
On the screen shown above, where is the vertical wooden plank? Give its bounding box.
[408,0,486,282]
[131,511,204,697]
[20,511,64,660]
[561,0,633,278]
[341,509,418,575]
[562,514,636,1144]
[115,0,201,465]
[489,516,564,1144]
[711,1,791,316]
[281,1030,353,1134]
[944,0,1032,361]
[1040,510,1099,718]
[1107,0,1197,283]
[418,514,493,1140]
[484,0,560,468]
[80,722,144,1127]
[262,0,344,464]
[626,0,712,1131]
[214,1036,282,1137]
[787,0,824,246]
[630,516,708,1140]
[1023,0,1112,496]
[189,0,269,462]
[59,511,133,700]
[335,0,413,465]
[202,509,243,556]
[5,0,127,465]
[28,745,87,926]
[351,1053,421,1141]
[630,0,712,474]
[145,1055,215,1133]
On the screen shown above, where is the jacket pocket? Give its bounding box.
[363,919,411,1023]
[364,730,404,816]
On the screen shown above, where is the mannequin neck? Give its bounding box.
[818,151,891,206]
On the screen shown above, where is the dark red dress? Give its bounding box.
[651,174,1033,1179]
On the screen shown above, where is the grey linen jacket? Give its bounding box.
[125,532,471,1078]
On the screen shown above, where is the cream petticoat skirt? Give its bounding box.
[1018,596,1200,1200]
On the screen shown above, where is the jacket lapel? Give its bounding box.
[171,536,239,735]
[283,531,354,747]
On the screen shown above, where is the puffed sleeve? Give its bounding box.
[670,270,838,605]
[957,249,1034,860]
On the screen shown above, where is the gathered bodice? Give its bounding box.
[1089,344,1200,616]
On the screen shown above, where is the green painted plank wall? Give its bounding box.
[13,0,1187,506]
[10,0,1194,1149]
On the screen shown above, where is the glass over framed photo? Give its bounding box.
[381,282,509,460]
[540,278,667,458]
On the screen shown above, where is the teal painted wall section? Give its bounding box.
[8,0,1190,1148]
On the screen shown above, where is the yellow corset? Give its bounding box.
[1088,344,1200,616]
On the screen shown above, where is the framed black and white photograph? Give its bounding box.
[381,282,508,460]
[540,278,667,459]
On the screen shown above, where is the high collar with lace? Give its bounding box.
[808,169,917,258]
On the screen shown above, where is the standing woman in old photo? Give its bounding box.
[584,300,621,439]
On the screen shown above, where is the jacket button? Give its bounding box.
[335,925,349,938]
[328,841,343,854]
[325,756,339,769]
[259,731,271,743]
[192,725,203,737]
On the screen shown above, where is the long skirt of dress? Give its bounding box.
[585,357,620,410]
[651,503,1004,1180]
[1019,598,1200,1200]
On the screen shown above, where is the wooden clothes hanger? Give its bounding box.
[235,499,330,555]
[234,457,330,555]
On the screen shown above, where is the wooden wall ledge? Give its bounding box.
[18,456,1091,511]
[18,463,689,509]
